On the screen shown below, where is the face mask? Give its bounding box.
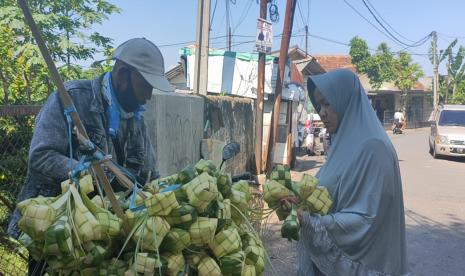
[117,72,140,112]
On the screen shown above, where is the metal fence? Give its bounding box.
[0,105,41,275]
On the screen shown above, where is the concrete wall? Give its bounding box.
[145,91,204,177]
[204,96,256,175]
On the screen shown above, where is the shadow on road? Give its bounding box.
[433,155,465,163]
[405,209,465,275]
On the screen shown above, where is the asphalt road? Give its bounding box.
[263,128,465,276]
[390,128,465,276]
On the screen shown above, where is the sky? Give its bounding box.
[88,0,465,76]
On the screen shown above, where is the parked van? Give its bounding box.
[429,104,465,158]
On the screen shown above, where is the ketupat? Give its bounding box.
[304,186,333,215]
[145,190,179,216]
[189,217,218,246]
[164,202,197,228]
[197,256,222,276]
[209,226,242,258]
[183,172,219,213]
[160,228,191,254]
[220,250,246,276]
[177,164,197,184]
[19,160,269,275]
[162,252,185,276]
[270,164,292,189]
[263,167,333,243]
[17,198,57,240]
[133,216,171,251]
[194,159,217,175]
[263,180,293,209]
[216,172,232,198]
[281,207,300,241]
[291,174,319,200]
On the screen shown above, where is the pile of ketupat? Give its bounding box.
[263,165,333,241]
[17,159,266,276]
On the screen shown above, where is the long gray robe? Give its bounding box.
[297,69,408,276]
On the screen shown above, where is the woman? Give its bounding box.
[296,69,407,275]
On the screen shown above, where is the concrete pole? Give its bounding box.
[266,0,296,173]
[254,0,267,174]
[432,31,438,109]
[194,0,210,95]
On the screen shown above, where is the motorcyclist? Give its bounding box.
[393,109,406,130]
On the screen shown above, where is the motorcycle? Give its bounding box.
[393,120,403,134]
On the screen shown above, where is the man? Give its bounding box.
[8,37,171,248]
[393,109,406,130]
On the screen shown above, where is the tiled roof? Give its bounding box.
[312,55,357,73]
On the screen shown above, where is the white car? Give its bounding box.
[429,105,465,158]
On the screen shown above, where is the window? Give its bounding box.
[438,110,465,127]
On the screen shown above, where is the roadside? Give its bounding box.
[263,128,465,275]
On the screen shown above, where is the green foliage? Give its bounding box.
[0,0,120,105]
[349,36,424,94]
[349,36,371,73]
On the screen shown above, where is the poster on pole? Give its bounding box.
[255,18,272,54]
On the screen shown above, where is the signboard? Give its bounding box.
[255,18,272,54]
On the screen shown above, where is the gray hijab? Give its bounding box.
[307,69,407,275]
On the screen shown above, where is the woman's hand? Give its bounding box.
[297,207,305,223]
[279,196,300,217]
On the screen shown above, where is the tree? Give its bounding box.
[349,37,424,111]
[0,0,120,105]
[349,37,396,89]
[392,52,424,111]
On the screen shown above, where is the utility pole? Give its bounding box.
[226,0,231,51]
[432,31,438,109]
[194,0,211,95]
[255,0,267,175]
[266,0,297,173]
[305,25,308,57]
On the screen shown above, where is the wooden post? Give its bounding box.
[266,0,297,173]
[255,0,268,174]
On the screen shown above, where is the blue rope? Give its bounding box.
[129,182,146,211]
[63,106,76,169]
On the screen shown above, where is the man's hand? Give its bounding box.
[279,196,300,217]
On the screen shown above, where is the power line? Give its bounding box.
[297,0,306,27]
[233,0,254,33]
[364,0,414,43]
[209,0,219,30]
[361,0,431,48]
[158,35,228,48]
[342,0,405,48]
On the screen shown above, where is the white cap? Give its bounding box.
[113,38,173,92]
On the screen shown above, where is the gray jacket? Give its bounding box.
[8,74,158,239]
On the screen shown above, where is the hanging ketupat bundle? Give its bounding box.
[19,159,269,275]
[264,166,333,241]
